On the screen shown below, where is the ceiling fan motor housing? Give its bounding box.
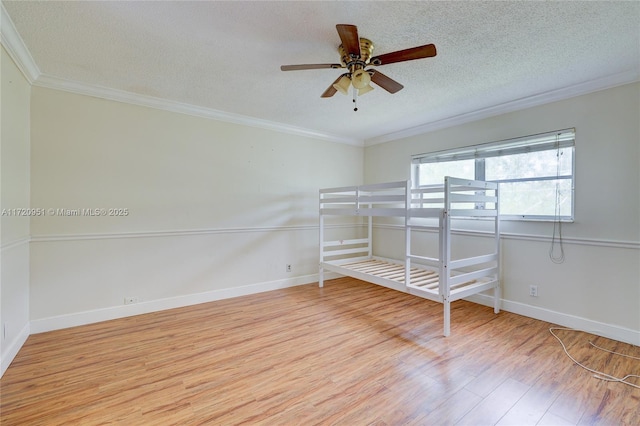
[339,38,375,73]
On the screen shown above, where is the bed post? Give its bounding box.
[441,177,452,337]
[493,183,501,313]
[368,214,373,258]
[444,300,451,337]
[319,193,324,288]
[405,180,411,288]
[441,208,451,337]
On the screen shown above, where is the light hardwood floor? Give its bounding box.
[1,277,639,425]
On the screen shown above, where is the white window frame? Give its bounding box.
[411,129,575,221]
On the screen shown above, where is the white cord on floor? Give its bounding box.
[588,341,640,361]
[549,327,640,389]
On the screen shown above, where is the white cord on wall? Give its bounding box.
[549,135,565,264]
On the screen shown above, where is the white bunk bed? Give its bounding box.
[319,177,501,336]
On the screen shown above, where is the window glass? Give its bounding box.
[485,148,573,181]
[498,179,572,217]
[418,159,475,185]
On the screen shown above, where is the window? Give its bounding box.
[412,129,575,221]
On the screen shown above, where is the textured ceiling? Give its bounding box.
[3,1,639,145]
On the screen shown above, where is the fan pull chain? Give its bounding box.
[353,86,358,111]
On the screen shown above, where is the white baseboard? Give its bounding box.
[30,272,340,335]
[1,322,30,377]
[466,293,640,346]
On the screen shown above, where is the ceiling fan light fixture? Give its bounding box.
[333,75,351,95]
[358,84,374,96]
[351,69,371,90]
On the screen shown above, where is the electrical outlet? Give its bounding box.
[124,296,141,305]
[529,285,538,297]
[286,264,292,273]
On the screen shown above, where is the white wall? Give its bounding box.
[1,46,31,375]
[365,83,640,344]
[29,87,363,330]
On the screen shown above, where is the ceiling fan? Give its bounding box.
[281,24,437,111]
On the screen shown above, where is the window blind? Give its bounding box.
[412,128,575,164]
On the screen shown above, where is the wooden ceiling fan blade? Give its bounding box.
[371,44,437,66]
[370,70,404,94]
[336,24,360,57]
[321,75,345,98]
[281,64,342,71]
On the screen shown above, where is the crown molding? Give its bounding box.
[365,70,640,147]
[33,74,363,147]
[0,2,40,83]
